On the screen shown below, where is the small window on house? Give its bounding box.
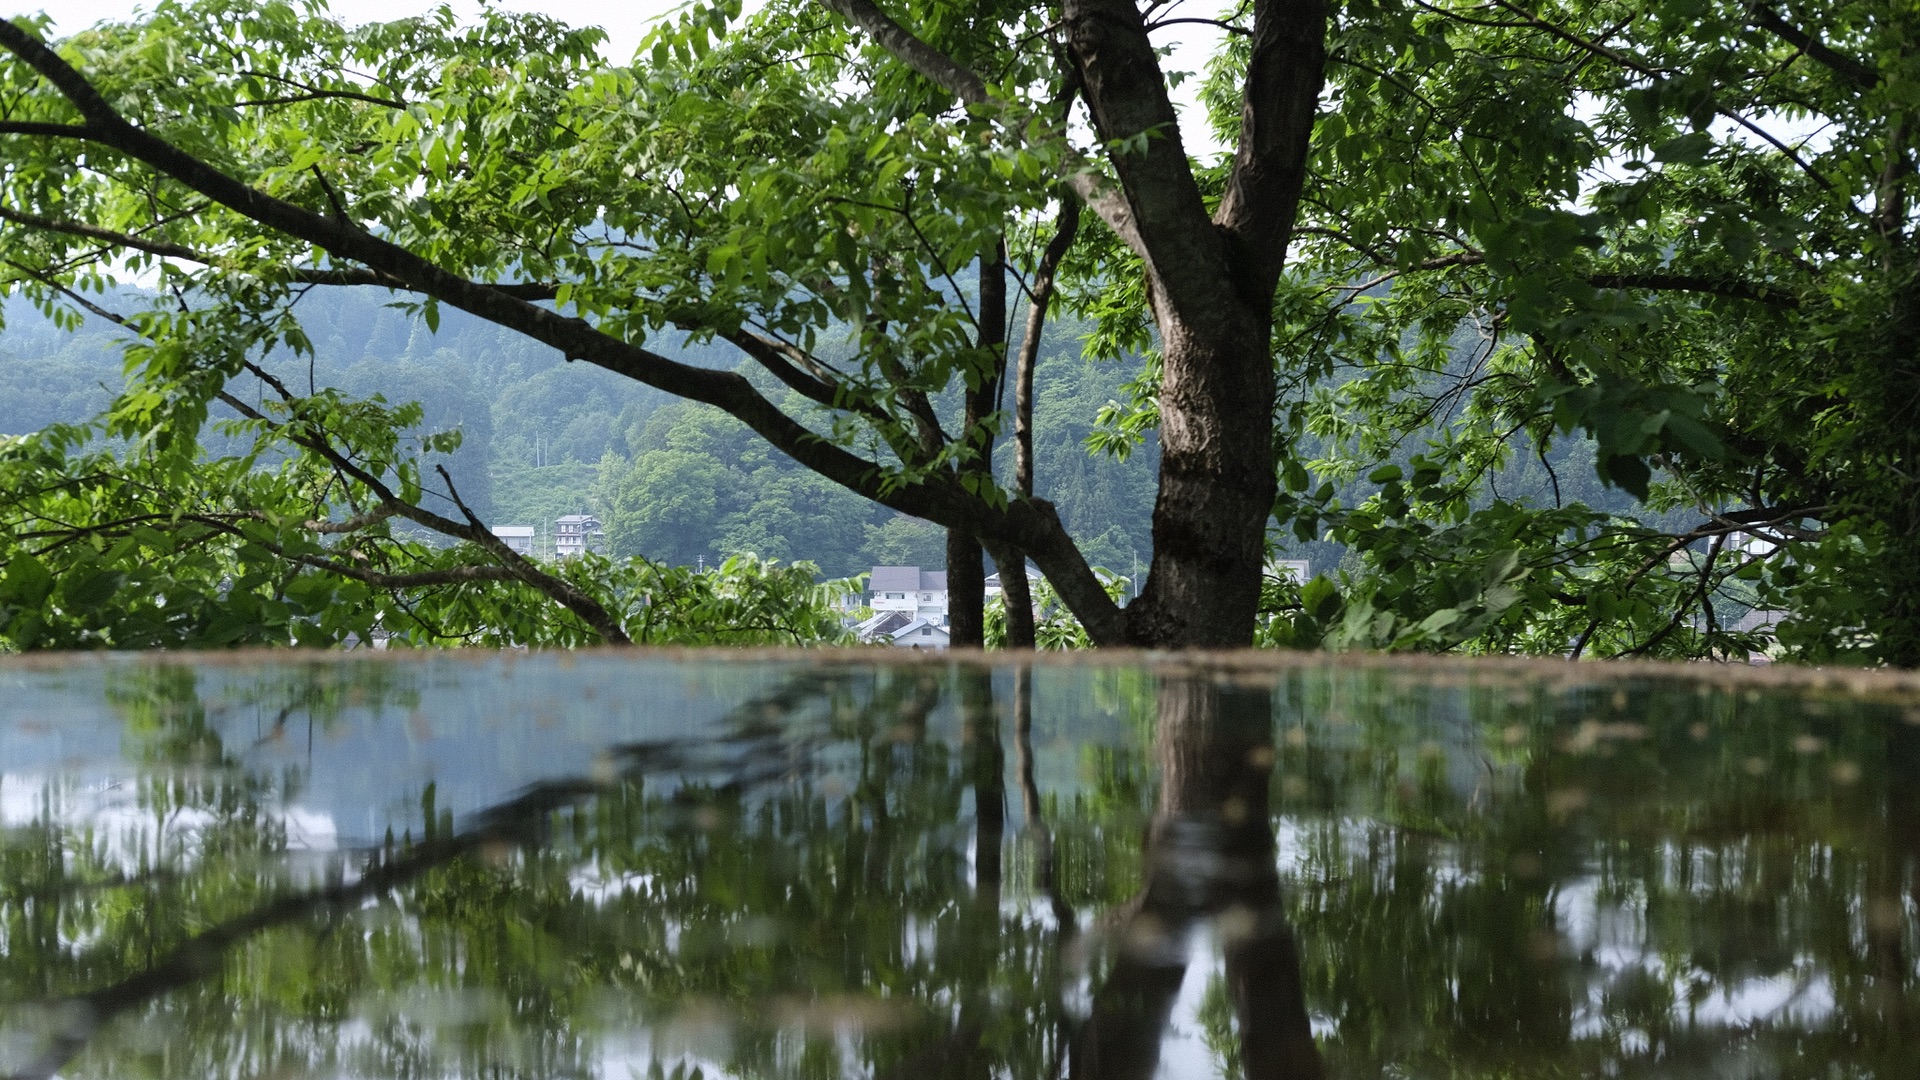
[922,626,934,636]
[885,591,906,600]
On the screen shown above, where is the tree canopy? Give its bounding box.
[0,0,1915,660]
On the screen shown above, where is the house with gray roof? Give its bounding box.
[868,566,948,626]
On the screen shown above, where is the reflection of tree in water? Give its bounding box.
[1,662,1916,1079]
[1072,677,1322,1080]
[1275,673,1920,1077]
[0,663,420,1021]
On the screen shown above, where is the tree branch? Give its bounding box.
[228,68,409,110]
[1749,4,1877,91]
[1062,0,1226,319]
[1214,0,1329,296]
[814,0,989,102]
[1380,245,1803,308]
[1015,194,1081,498]
[0,120,91,138]
[0,203,560,298]
[1587,271,1801,307]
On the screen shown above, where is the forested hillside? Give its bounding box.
[1,284,1659,591]
[0,288,1162,578]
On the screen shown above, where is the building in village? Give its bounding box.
[554,514,604,559]
[868,566,949,621]
[1270,559,1311,583]
[490,526,536,557]
[856,565,951,647]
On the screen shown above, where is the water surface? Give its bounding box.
[0,652,1915,1079]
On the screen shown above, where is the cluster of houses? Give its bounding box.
[850,565,1042,648]
[490,515,604,559]
[853,559,1312,648]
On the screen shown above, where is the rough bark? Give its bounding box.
[947,530,988,646]
[987,540,1037,648]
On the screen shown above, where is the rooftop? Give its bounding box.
[870,566,947,593]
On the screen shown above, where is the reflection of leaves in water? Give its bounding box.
[3,661,1918,1079]
[1198,972,1243,1080]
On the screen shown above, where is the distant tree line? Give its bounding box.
[0,288,1162,582]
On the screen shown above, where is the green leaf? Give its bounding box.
[59,568,125,614]
[0,555,54,608]
[1301,575,1342,621]
[1652,132,1714,165]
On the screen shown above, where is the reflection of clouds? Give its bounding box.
[1,771,340,869]
[1284,828,1854,1054]
[1556,870,1839,1040]
[567,866,656,905]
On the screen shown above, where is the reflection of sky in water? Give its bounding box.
[2,772,339,857]
[1,654,1914,1078]
[3,656,1113,845]
[1558,872,1843,1036]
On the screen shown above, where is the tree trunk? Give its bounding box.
[1058,0,1323,647]
[1123,319,1279,647]
[992,199,1077,652]
[988,541,1037,648]
[1871,253,1920,665]
[948,530,987,647]
[948,241,1010,649]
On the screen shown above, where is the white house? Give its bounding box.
[869,566,948,625]
[984,564,1042,597]
[491,526,536,556]
[1270,559,1312,583]
[555,514,604,558]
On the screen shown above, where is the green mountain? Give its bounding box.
[0,289,1160,579]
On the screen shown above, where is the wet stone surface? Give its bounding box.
[0,652,1915,1079]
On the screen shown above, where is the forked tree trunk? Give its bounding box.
[810,0,1325,651]
[1057,0,1325,647]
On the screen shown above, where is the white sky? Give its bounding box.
[30,0,675,58]
[21,0,1228,154]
